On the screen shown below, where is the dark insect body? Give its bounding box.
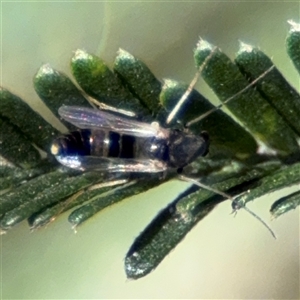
[51,106,209,174]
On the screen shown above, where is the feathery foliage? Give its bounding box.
[1,21,300,279]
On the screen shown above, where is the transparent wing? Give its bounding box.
[58,106,165,138]
[55,155,167,173]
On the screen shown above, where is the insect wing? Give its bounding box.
[55,155,167,173]
[59,106,162,138]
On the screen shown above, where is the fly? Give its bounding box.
[50,48,276,238]
[50,106,209,174]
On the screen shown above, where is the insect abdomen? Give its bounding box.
[51,129,136,159]
[106,132,135,158]
[51,129,91,156]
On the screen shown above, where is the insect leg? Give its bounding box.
[70,180,139,231]
[179,174,233,199]
[179,174,277,239]
[29,177,129,230]
[87,178,129,191]
[85,94,136,117]
[166,46,218,125]
[186,65,275,127]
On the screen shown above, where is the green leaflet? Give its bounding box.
[0,161,55,190]
[29,178,123,229]
[68,176,167,227]
[0,88,59,151]
[232,162,300,209]
[235,42,300,136]
[194,40,299,156]
[33,64,92,130]
[270,190,300,218]
[114,49,162,118]
[1,169,74,216]
[71,49,149,116]
[0,171,101,230]
[286,20,300,74]
[124,161,279,279]
[0,117,41,168]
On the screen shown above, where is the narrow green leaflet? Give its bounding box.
[0,169,70,217]
[71,49,148,116]
[286,20,300,74]
[125,165,272,279]
[0,88,59,151]
[232,162,300,209]
[114,49,162,117]
[68,176,166,227]
[33,64,92,130]
[0,117,41,168]
[194,40,299,156]
[126,194,217,279]
[29,179,123,229]
[270,190,300,218]
[0,161,55,191]
[0,171,101,230]
[235,42,300,136]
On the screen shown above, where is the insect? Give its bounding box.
[50,51,218,180]
[50,51,220,176]
[50,48,276,237]
[50,106,209,174]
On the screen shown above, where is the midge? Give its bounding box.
[50,106,209,174]
[50,48,275,236]
[50,50,218,177]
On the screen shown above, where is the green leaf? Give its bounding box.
[270,190,300,218]
[68,175,168,227]
[114,48,162,117]
[125,161,279,279]
[0,171,101,230]
[0,160,55,190]
[28,178,121,230]
[0,88,59,151]
[1,169,73,216]
[286,20,300,74]
[0,117,41,168]
[33,64,92,130]
[235,42,300,136]
[232,162,300,210]
[71,49,148,116]
[1,21,300,279]
[194,40,299,156]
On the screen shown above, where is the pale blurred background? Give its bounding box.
[1,2,299,299]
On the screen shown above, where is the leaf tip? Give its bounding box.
[238,40,254,54]
[287,20,300,32]
[196,38,213,51]
[36,64,55,77]
[72,49,89,62]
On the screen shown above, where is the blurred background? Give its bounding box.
[1,1,299,299]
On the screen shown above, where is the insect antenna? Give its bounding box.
[179,174,233,199]
[186,65,275,127]
[179,175,277,239]
[166,42,274,127]
[166,46,218,125]
[241,206,277,239]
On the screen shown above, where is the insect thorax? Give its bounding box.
[166,130,209,169]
